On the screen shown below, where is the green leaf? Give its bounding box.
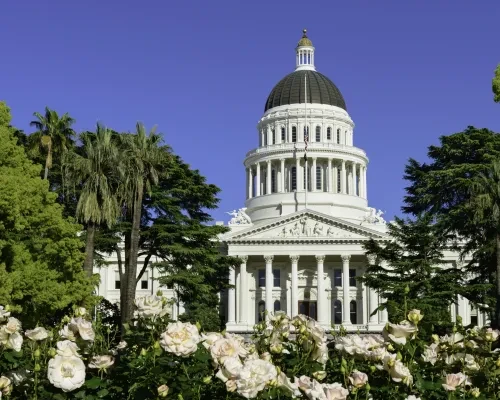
[97,388,109,397]
[85,376,102,389]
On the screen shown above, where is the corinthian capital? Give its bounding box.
[238,255,248,263]
[315,255,325,262]
[264,255,274,263]
[289,255,300,262]
[341,254,351,262]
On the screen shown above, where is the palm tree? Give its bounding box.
[30,107,76,181]
[64,124,122,277]
[120,123,165,323]
[471,160,500,328]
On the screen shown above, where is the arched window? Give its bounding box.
[263,130,268,146]
[345,130,348,145]
[292,126,297,143]
[271,169,276,193]
[327,127,331,140]
[258,301,265,322]
[281,127,286,142]
[350,300,357,324]
[336,128,341,144]
[291,167,297,191]
[315,126,321,142]
[316,165,322,190]
[272,129,276,145]
[274,300,281,312]
[337,168,341,192]
[333,300,342,324]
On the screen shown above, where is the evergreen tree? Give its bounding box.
[493,63,500,103]
[0,102,94,326]
[403,126,500,326]
[359,215,464,336]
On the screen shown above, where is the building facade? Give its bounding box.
[94,31,488,332]
[220,30,487,333]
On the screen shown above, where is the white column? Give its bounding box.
[348,166,353,195]
[296,158,301,191]
[352,162,357,196]
[247,168,252,199]
[333,163,338,193]
[256,163,261,196]
[341,254,351,325]
[341,160,346,194]
[228,266,236,323]
[280,158,285,193]
[316,255,325,324]
[266,160,272,195]
[290,255,300,317]
[238,256,248,324]
[367,255,379,325]
[312,158,317,191]
[359,165,365,198]
[364,166,367,199]
[264,255,274,316]
[327,158,332,192]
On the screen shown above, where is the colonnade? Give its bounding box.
[246,158,367,199]
[226,254,387,329]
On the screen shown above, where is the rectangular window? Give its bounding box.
[271,170,276,193]
[337,129,341,144]
[292,126,297,142]
[281,127,286,142]
[349,269,357,287]
[291,167,297,191]
[315,126,321,142]
[327,128,331,140]
[334,269,342,287]
[258,269,265,287]
[316,166,322,190]
[114,271,121,289]
[337,169,341,192]
[273,269,280,287]
[303,166,311,190]
[272,129,276,145]
[141,271,149,290]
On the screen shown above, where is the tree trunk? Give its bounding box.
[83,223,96,277]
[121,187,144,325]
[496,233,500,329]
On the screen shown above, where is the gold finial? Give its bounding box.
[297,29,313,47]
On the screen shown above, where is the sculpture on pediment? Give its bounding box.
[312,222,324,237]
[326,226,336,237]
[227,207,252,225]
[299,217,313,236]
[289,222,301,237]
[360,207,386,225]
[277,226,288,238]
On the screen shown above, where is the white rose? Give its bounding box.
[216,357,243,383]
[0,376,11,390]
[277,372,301,398]
[158,384,169,397]
[26,327,49,341]
[384,321,417,345]
[0,327,8,346]
[485,328,500,342]
[159,321,200,357]
[89,355,114,370]
[389,360,413,386]
[69,317,95,341]
[116,340,127,350]
[59,325,76,341]
[74,307,87,317]
[306,320,326,344]
[56,340,81,358]
[421,343,439,365]
[6,331,23,352]
[406,396,421,400]
[201,332,223,349]
[47,355,85,392]
[4,317,21,334]
[323,382,349,400]
[0,306,10,322]
[349,370,368,388]
[463,354,480,371]
[236,359,277,399]
[8,370,28,385]
[211,336,248,364]
[407,309,424,325]
[442,373,468,391]
[440,332,464,345]
[311,342,329,365]
[135,295,168,318]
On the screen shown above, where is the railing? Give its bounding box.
[245,142,367,159]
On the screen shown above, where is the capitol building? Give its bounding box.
[95,31,488,332]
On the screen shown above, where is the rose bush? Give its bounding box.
[0,294,499,399]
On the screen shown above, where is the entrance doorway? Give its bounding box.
[298,301,317,320]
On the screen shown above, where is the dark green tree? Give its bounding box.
[359,215,463,336]
[493,63,500,103]
[403,126,500,326]
[0,101,94,326]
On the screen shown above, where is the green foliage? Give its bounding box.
[178,303,224,332]
[403,126,500,324]
[0,102,94,326]
[494,63,500,103]
[359,215,462,337]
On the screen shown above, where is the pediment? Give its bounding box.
[224,210,388,242]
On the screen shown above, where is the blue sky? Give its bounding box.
[2,0,499,223]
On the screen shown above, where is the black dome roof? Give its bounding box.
[264,70,346,112]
